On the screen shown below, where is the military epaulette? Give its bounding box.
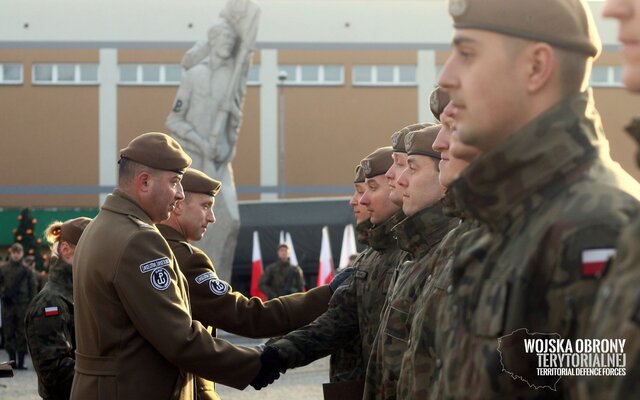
[178,240,194,254]
[127,215,154,230]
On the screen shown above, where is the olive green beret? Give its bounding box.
[449,0,601,57]
[119,132,192,173]
[429,87,451,121]
[354,165,366,184]
[391,122,433,153]
[361,147,393,179]
[181,168,222,196]
[406,125,442,159]
[61,217,92,246]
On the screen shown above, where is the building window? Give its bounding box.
[0,63,23,84]
[247,64,260,85]
[591,66,623,87]
[277,64,344,85]
[118,64,183,85]
[32,63,98,85]
[352,65,417,86]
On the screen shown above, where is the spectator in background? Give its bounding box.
[23,256,46,293]
[25,217,91,400]
[0,243,36,369]
[259,244,305,299]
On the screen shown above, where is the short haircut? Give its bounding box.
[118,158,158,186]
[277,244,289,251]
[9,242,23,253]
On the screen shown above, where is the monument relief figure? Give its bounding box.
[166,0,260,282]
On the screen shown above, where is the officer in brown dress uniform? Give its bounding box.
[71,132,277,400]
[157,168,350,400]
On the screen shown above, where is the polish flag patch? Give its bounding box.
[581,248,616,278]
[44,306,60,317]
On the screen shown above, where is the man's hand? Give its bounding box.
[250,346,285,390]
[329,267,355,293]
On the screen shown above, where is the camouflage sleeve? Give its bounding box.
[270,274,359,369]
[24,296,75,394]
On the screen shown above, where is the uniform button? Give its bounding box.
[436,359,442,368]
[427,274,432,281]
[447,285,453,294]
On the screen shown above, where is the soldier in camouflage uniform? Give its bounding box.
[364,124,458,400]
[25,217,91,400]
[431,0,640,398]
[158,168,349,400]
[329,164,371,383]
[258,244,306,299]
[396,92,484,400]
[257,147,408,397]
[580,1,640,398]
[0,243,36,370]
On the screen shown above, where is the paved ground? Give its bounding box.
[0,332,329,400]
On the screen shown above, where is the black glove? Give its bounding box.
[329,267,355,293]
[250,346,285,390]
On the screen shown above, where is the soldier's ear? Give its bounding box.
[135,171,153,193]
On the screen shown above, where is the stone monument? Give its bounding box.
[166,0,260,282]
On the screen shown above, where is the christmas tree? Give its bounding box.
[12,208,45,271]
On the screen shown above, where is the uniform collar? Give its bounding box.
[393,202,458,259]
[356,219,372,246]
[368,210,404,251]
[48,257,73,295]
[101,189,154,225]
[157,224,187,242]
[451,89,607,232]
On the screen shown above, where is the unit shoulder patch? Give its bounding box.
[209,279,230,295]
[140,257,171,273]
[150,268,171,291]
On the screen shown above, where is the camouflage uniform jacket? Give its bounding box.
[330,219,372,382]
[395,192,484,400]
[25,258,75,400]
[0,259,36,305]
[364,202,458,400]
[158,224,332,400]
[437,90,640,399]
[271,212,408,377]
[258,260,305,299]
[580,118,640,400]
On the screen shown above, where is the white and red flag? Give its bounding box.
[338,224,357,271]
[581,248,616,277]
[44,306,59,317]
[285,232,300,266]
[250,231,267,300]
[317,226,335,287]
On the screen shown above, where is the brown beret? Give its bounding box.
[181,168,222,196]
[354,165,366,184]
[61,217,92,246]
[406,125,442,159]
[120,132,192,173]
[429,87,451,121]
[449,0,601,57]
[361,147,393,179]
[391,122,433,153]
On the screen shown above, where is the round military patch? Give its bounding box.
[449,0,468,17]
[209,279,230,295]
[150,268,171,291]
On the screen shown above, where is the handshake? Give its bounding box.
[250,346,286,390]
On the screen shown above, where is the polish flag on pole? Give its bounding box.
[285,232,299,266]
[338,224,357,271]
[317,226,334,287]
[279,230,286,245]
[250,231,267,300]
